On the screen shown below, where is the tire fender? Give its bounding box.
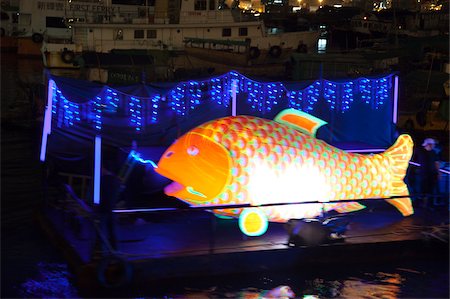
[248,46,260,59]
[61,50,75,64]
[32,33,44,43]
[296,43,308,53]
[97,255,133,288]
[269,45,282,58]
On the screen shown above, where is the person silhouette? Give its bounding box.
[417,138,441,207]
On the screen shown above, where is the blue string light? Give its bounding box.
[211,77,230,107]
[104,88,119,112]
[373,77,389,109]
[49,72,393,132]
[51,86,58,115]
[93,96,102,130]
[50,85,81,127]
[358,77,391,109]
[341,81,354,112]
[324,81,338,110]
[359,78,372,105]
[304,80,321,112]
[129,96,142,131]
[168,83,187,115]
[188,81,202,110]
[288,90,303,110]
[64,101,80,126]
[151,94,160,123]
[265,83,283,112]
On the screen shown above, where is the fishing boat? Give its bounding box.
[40,0,320,71]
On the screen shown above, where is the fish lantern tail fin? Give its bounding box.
[381,134,414,216]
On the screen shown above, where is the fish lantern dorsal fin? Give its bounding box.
[274,109,327,137]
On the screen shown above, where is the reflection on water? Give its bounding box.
[10,259,448,298]
[338,272,402,298]
[18,263,78,298]
[129,261,447,298]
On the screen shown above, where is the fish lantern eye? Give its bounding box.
[165,151,174,158]
[187,145,199,156]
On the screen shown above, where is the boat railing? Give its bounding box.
[58,172,92,201]
[63,183,93,215]
[178,9,256,24]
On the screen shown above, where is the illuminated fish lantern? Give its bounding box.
[156,109,414,236]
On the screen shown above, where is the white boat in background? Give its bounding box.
[347,10,446,39]
[40,0,320,70]
[17,0,155,57]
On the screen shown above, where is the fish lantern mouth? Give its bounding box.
[156,132,232,204]
[164,181,208,202]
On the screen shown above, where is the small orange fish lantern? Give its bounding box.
[156,109,414,236]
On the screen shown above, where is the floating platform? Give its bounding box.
[36,190,449,295]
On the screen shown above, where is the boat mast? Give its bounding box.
[392,0,399,47]
[146,0,149,24]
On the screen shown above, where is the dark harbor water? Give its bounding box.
[1,53,449,298]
